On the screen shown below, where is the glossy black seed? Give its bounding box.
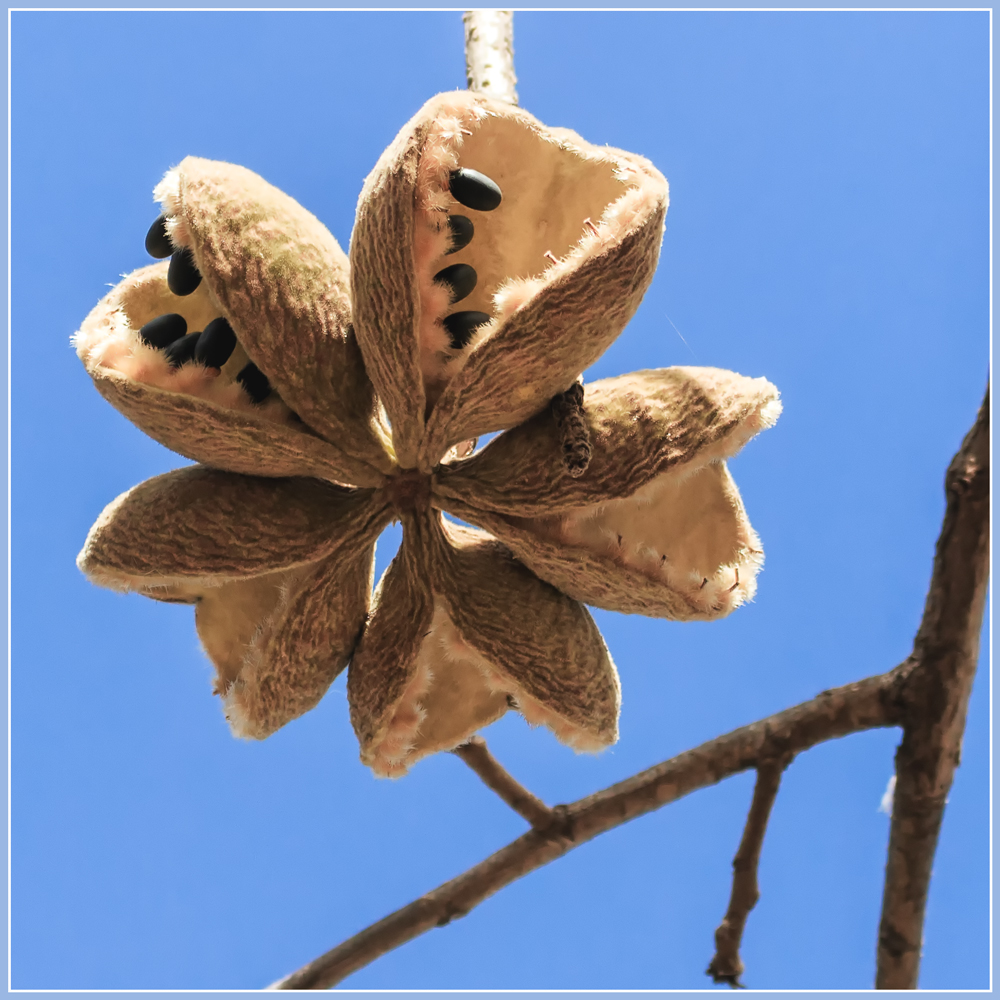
[237,362,271,404]
[442,311,491,350]
[138,313,187,349]
[167,249,202,296]
[195,317,237,368]
[434,263,477,304]
[145,214,173,258]
[449,169,502,212]
[164,331,202,368]
[444,214,474,254]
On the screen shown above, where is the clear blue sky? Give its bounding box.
[11,8,989,991]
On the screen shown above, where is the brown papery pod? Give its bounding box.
[348,90,668,470]
[435,368,781,516]
[348,510,620,778]
[153,157,392,473]
[77,466,379,591]
[75,264,386,488]
[79,469,390,738]
[434,368,781,622]
[426,518,620,753]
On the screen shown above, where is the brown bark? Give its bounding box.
[452,736,554,828]
[272,672,896,990]
[707,759,788,987]
[875,388,990,989]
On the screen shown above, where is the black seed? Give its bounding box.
[138,313,187,349]
[449,169,502,212]
[145,214,173,258]
[195,317,237,368]
[434,263,477,304]
[167,249,202,296]
[164,331,201,368]
[237,362,271,404]
[444,214,474,254]
[442,311,491,350]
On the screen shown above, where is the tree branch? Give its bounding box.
[451,736,554,828]
[271,672,897,990]
[875,387,990,989]
[463,10,518,105]
[707,759,788,987]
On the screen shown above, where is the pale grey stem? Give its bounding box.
[464,10,518,105]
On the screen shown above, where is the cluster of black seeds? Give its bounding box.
[141,215,271,403]
[437,169,502,350]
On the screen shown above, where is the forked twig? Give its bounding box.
[452,736,554,828]
[271,673,895,990]
[707,759,788,987]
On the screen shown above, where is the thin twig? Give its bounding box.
[463,10,518,105]
[451,736,554,828]
[707,759,788,988]
[875,387,990,989]
[272,672,895,990]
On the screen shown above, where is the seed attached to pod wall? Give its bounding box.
[434,263,477,304]
[138,313,187,349]
[144,215,173,259]
[167,249,202,296]
[449,169,502,212]
[194,317,237,368]
[442,311,491,349]
[445,214,474,254]
[164,332,202,368]
[236,362,271,404]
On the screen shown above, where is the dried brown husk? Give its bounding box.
[435,367,781,515]
[348,90,668,470]
[77,465,381,591]
[433,368,781,621]
[75,264,387,488]
[348,510,619,777]
[154,156,392,473]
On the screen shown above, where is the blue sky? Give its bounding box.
[11,8,989,991]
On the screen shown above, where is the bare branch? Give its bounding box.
[463,10,518,105]
[272,672,896,989]
[876,387,990,989]
[452,736,554,828]
[707,759,788,987]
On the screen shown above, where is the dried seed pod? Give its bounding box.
[349,90,668,471]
